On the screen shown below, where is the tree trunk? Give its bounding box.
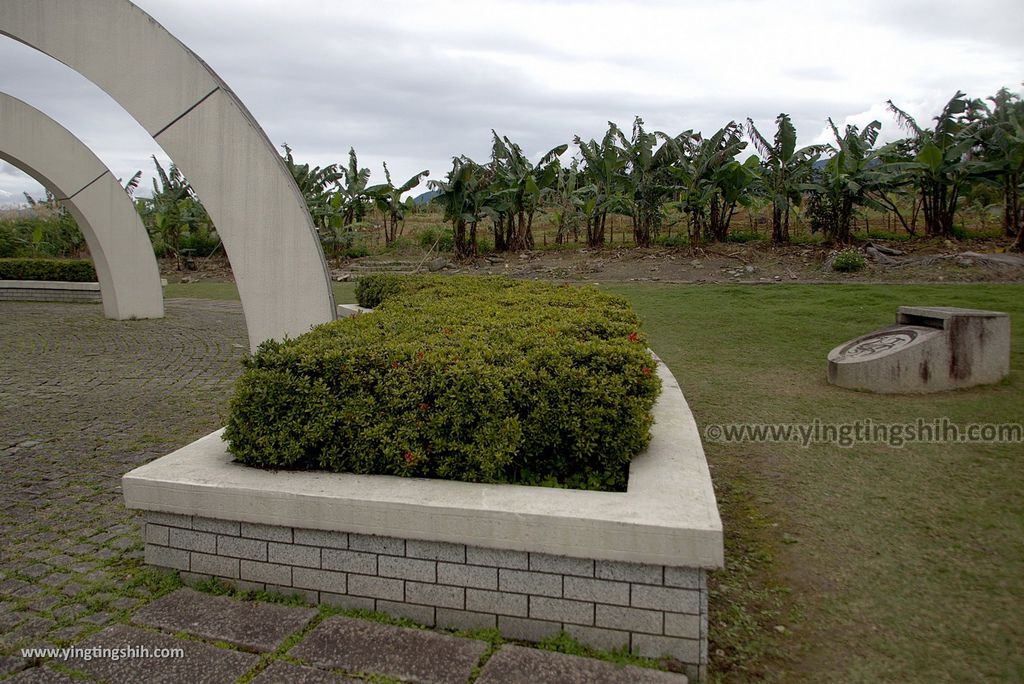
[493,216,506,252]
[1004,177,1015,236]
[1007,172,1021,238]
[771,203,783,243]
[453,218,469,259]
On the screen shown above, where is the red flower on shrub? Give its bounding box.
[416,351,425,360]
[403,451,414,463]
[642,366,652,377]
[419,402,430,412]
[628,332,640,343]
[391,361,400,369]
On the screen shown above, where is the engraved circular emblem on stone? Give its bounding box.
[838,329,919,359]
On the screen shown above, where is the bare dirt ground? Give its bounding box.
[161,238,1024,285]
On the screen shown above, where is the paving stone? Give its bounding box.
[110,597,142,612]
[291,616,488,684]
[251,661,361,683]
[12,616,54,638]
[40,573,72,588]
[63,623,258,683]
[48,624,90,642]
[6,667,82,683]
[132,588,316,652]
[0,656,29,676]
[51,604,86,621]
[81,611,114,626]
[60,583,85,598]
[21,564,50,579]
[27,595,62,612]
[476,644,688,683]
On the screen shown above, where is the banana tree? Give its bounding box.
[806,119,896,244]
[428,157,489,259]
[668,122,753,245]
[280,143,343,233]
[488,131,567,251]
[145,156,210,268]
[338,148,372,228]
[974,88,1024,249]
[886,91,986,237]
[122,170,142,198]
[574,124,629,247]
[548,159,588,244]
[613,116,676,247]
[366,162,429,245]
[746,114,824,243]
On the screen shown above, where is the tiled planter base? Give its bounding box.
[143,512,707,678]
[0,280,100,303]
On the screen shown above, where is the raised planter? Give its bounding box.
[122,356,722,679]
[0,279,101,303]
[0,278,168,306]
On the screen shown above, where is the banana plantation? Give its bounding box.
[419,87,1024,258]
[6,87,1022,265]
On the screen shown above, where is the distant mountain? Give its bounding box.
[412,189,440,205]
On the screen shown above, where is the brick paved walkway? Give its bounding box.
[0,300,687,682]
[1,300,247,653]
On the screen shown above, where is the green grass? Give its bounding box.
[166,280,1023,682]
[602,283,1024,682]
[164,281,357,304]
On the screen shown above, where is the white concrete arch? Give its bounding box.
[0,0,336,348]
[0,93,163,320]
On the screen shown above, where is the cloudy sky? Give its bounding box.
[1,0,1022,204]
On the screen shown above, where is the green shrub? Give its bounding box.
[418,227,454,252]
[724,231,763,244]
[0,258,97,282]
[385,236,415,251]
[178,226,221,256]
[652,233,688,248]
[225,275,661,491]
[0,209,84,258]
[340,244,370,259]
[354,273,407,308]
[832,249,865,272]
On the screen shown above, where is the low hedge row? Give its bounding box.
[0,258,97,282]
[225,275,661,491]
[354,273,405,308]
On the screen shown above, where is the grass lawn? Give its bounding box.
[165,281,357,303]
[165,280,1022,682]
[603,283,1023,683]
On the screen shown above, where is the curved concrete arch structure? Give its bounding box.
[0,0,336,347]
[0,93,163,320]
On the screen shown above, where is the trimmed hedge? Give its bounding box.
[354,273,405,308]
[225,275,661,491]
[0,258,97,282]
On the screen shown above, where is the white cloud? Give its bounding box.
[0,0,1021,204]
